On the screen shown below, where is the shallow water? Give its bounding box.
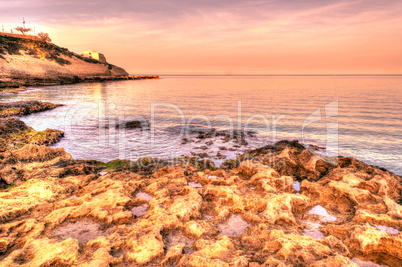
[218,214,249,236]
[188,182,202,188]
[164,232,194,254]
[111,250,126,258]
[308,205,337,222]
[136,192,153,202]
[374,225,400,235]
[52,221,109,243]
[302,222,325,240]
[131,203,149,217]
[1,76,401,174]
[303,205,337,240]
[293,181,300,192]
[352,257,389,267]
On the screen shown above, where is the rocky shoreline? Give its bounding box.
[0,75,160,92]
[0,101,62,117]
[0,102,401,266]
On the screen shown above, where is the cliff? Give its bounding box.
[0,35,129,88]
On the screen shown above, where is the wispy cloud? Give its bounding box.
[2,0,402,74]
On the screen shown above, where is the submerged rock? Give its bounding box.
[117,120,150,129]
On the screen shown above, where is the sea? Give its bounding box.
[1,75,401,175]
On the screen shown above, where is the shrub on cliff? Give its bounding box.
[0,36,73,65]
[54,57,71,66]
[14,26,32,35]
[0,37,23,55]
[37,32,51,42]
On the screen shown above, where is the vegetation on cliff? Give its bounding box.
[0,35,131,88]
[0,36,105,66]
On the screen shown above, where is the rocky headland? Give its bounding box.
[0,105,401,266]
[0,35,158,90]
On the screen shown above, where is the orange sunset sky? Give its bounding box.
[1,0,402,75]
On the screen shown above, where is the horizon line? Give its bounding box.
[133,74,402,77]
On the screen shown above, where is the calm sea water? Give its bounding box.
[1,76,401,175]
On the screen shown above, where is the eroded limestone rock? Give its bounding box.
[0,118,64,152]
[1,138,401,266]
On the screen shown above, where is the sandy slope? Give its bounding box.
[0,36,128,87]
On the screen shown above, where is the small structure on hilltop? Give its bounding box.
[0,18,41,41]
[82,49,107,63]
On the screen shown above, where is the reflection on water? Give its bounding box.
[373,225,400,235]
[0,76,401,174]
[308,205,337,222]
[293,181,300,192]
[92,83,102,103]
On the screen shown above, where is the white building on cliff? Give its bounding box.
[82,49,107,63]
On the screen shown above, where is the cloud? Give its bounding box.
[2,0,402,74]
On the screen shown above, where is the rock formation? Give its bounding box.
[0,117,64,153]
[0,101,62,118]
[0,115,401,266]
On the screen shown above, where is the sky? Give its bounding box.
[1,0,402,75]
